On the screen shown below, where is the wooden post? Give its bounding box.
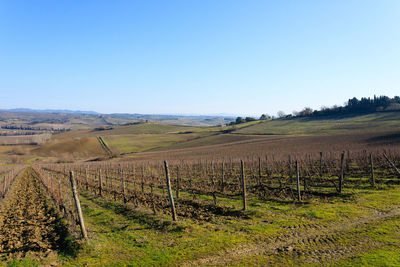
[370,153,375,187]
[58,178,63,208]
[296,161,301,201]
[288,155,292,179]
[164,161,177,221]
[319,152,323,178]
[241,160,247,211]
[3,175,6,197]
[258,157,262,186]
[221,162,225,193]
[141,164,145,193]
[85,168,88,191]
[339,152,345,193]
[176,166,180,200]
[383,153,400,178]
[150,183,156,214]
[69,171,88,239]
[99,169,102,196]
[121,169,127,203]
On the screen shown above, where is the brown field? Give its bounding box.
[122,130,400,162]
[33,137,106,160]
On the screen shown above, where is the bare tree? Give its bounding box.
[277,111,286,118]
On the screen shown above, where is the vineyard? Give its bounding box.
[0,144,399,265]
[35,148,400,222]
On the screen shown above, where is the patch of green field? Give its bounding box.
[104,132,213,154]
[101,121,267,154]
[235,112,400,135]
[97,122,202,135]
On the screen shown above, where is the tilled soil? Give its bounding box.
[0,168,70,260]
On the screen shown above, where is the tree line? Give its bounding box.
[295,95,400,118]
[229,95,400,125]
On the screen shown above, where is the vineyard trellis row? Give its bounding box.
[28,148,400,232]
[0,166,24,199]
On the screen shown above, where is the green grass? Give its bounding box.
[3,183,400,266]
[235,112,400,135]
[64,193,248,266]
[53,183,400,266]
[96,122,201,135]
[104,132,216,154]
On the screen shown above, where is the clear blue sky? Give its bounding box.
[0,0,399,116]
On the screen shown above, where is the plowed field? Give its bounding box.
[0,168,72,262]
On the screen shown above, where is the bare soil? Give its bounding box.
[0,168,74,262]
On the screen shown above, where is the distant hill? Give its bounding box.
[233,112,400,135]
[0,109,234,128]
[4,108,99,115]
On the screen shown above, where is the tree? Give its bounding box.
[298,107,313,116]
[277,111,286,118]
[235,117,245,124]
[259,114,269,120]
[245,117,256,122]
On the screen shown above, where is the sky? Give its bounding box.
[0,0,399,116]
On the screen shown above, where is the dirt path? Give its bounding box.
[0,168,71,261]
[97,136,114,158]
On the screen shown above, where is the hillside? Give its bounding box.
[1,112,400,164]
[233,112,400,135]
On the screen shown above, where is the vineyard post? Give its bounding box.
[370,153,375,187]
[339,152,345,193]
[288,155,292,179]
[319,152,323,178]
[164,161,177,221]
[120,169,126,203]
[85,168,88,191]
[105,171,109,191]
[58,178,63,214]
[211,162,217,205]
[296,161,301,201]
[3,175,6,197]
[221,162,225,193]
[141,164,145,193]
[241,160,247,211]
[265,153,268,178]
[150,182,156,214]
[5,174,8,194]
[258,157,262,186]
[69,171,88,239]
[176,165,180,200]
[99,169,102,197]
[50,173,54,196]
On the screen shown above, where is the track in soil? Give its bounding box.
[187,206,400,266]
[0,167,75,260]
